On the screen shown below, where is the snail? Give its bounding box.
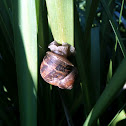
[40,41,77,89]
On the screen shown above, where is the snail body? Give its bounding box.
[40,41,77,89]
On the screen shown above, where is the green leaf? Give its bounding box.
[119,0,125,25]
[38,0,50,58]
[45,0,74,46]
[101,0,126,57]
[108,109,126,126]
[12,0,38,126]
[90,27,100,105]
[83,57,126,126]
[107,60,112,83]
[74,0,101,115]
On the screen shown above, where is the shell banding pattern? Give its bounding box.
[40,51,75,89]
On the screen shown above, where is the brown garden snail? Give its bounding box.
[40,41,77,89]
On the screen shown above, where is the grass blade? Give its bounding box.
[90,27,100,105]
[74,5,91,115]
[83,57,126,126]
[12,0,38,126]
[119,0,125,25]
[45,0,74,45]
[101,0,126,57]
[108,109,126,126]
[75,0,101,115]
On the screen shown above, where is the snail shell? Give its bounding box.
[40,41,77,89]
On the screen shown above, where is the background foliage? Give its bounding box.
[0,0,126,126]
